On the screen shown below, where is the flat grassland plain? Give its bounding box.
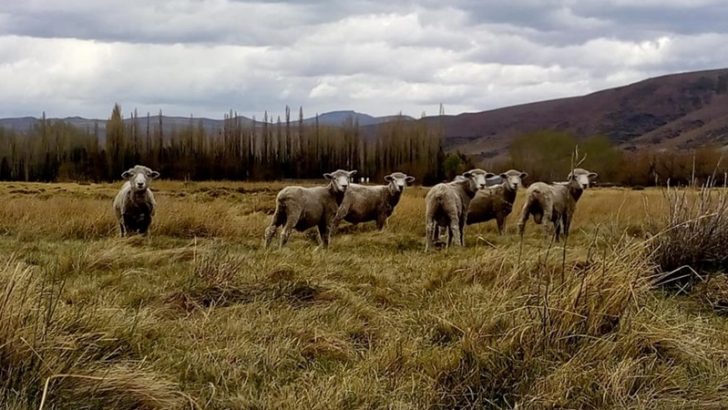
[1,181,727,409]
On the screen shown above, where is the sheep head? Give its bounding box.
[461,169,495,192]
[324,169,357,193]
[499,169,528,191]
[121,165,160,193]
[567,168,598,190]
[384,172,415,193]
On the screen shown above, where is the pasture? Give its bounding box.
[1,180,727,409]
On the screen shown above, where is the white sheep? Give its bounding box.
[112,165,160,237]
[425,169,493,251]
[467,169,527,234]
[332,172,415,231]
[517,168,598,241]
[263,169,357,248]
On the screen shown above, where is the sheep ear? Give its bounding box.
[485,173,496,179]
[149,171,160,179]
[406,176,415,183]
[323,173,333,180]
[499,173,507,179]
[121,170,133,179]
[520,172,528,179]
[384,175,394,182]
[588,172,598,180]
[349,170,358,176]
[462,171,473,178]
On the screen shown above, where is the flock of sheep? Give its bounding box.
[113,164,598,249]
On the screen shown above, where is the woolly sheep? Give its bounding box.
[112,165,160,237]
[263,169,357,248]
[466,169,527,234]
[332,172,415,231]
[425,169,494,251]
[517,168,598,241]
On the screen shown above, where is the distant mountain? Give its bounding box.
[305,110,414,127]
[0,110,411,139]
[418,68,728,160]
[0,115,245,139]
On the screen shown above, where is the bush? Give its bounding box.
[649,186,728,290]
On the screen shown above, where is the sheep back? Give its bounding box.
[276,185,342,231]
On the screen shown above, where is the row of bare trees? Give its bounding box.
[1,107,724,186]
[0,104,446,184]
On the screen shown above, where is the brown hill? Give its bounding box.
[428,68,728,160]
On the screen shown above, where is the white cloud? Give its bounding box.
[0,0,727,119]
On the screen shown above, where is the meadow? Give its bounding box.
[1,180,727,409]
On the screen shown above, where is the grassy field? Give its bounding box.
[1,180,727,409]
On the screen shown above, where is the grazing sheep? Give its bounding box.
[332,172,415,231]
[467,169,527,234]
[263,169,357,248]
[425,169,494,251]
[517,168,598,241]
[113,165,160,237]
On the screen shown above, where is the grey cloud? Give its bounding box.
[1,0,728,119]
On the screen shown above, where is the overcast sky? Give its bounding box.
[1,0,728,119]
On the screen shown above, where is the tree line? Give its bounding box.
[490,131,727,187]
[0,106,725,186]
[0,104,445,184]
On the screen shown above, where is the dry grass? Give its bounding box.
[0,181,727,409]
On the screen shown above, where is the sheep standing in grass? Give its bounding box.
[113,165,160,237]
[425,169,493,251]
[264,169,357,248]
[467,169,527,234]
[517,168,598,241]
[332,172,415,231]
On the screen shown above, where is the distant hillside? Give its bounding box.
[420,68,728,160]
[303,110,414,127]
[0,111,412,140]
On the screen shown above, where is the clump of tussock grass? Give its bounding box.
[0,196,115,240]
[693,275,728,314]
[649,185,728,289]
[426,239,727,408]
[0,259,185,409]
[166,252,330,313]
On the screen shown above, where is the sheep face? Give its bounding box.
[568,168,598,190]
[324,169,357,193]
[384,172,415,193]
[461,169,494,191]
[500,169,528,191]
[121,165,160,193]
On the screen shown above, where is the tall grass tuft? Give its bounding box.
[0,259,186,409]
[649,185,728,290]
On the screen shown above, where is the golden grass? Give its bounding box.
[0,181,727,409]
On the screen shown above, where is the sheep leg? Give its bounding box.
[448,223,462,247]
[376,214,387,231]
[550,211,562,242]
[517,203,530,237]
[459,218,466,247]
[496,216,505,235]
[119,220,126,237]
[542,204,555,239]
[279,213,299,248]
[318,223,331,248]
[332,199,350,232]
[562,214,571,240]
[264,208,285,248]
[425,221,433,251]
